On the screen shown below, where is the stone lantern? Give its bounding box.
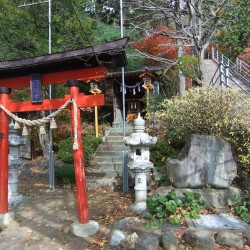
[8,121,26,205]
[124,114,157,212]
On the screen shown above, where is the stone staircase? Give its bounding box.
[86,126,134,189]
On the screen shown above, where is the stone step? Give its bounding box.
[89,161,123,169]
[86,177,118,190]
[105,136,125,143]
[97,144,130,151]
[106,128,134,136]
[106,134,125,139]
[86,168,123,178]
[104,141,126,147]
[94,151,129,157]
[88,165,123,177]
[105,142,127,147]
[91,155,123,162]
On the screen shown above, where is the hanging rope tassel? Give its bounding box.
[39,125,46,135]
[14,121,21,129]
[133,87,136,95]
[22,126,29,136]
[50,118,57,129]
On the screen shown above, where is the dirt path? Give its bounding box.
[0,175,137,250]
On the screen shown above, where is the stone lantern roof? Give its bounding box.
[124,114,157,146]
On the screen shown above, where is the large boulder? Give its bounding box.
[166,134,237,188]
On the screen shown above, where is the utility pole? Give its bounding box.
[47,0,54,192]
[19,0,54,191]
[120,0,128,193]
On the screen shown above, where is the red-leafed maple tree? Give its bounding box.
[132,27,190,65]
[238,38,250,65]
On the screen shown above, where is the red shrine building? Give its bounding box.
[105,65,162,124]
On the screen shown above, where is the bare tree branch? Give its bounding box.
[127,0,230,85]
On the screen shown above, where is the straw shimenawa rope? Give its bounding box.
[0,98,79,150]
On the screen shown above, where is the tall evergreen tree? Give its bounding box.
[0,0,97,60]
[216,0,250,60]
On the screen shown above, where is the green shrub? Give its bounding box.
[176,55,200,79]
[150,139,180,171]
[57,137,73,163]
[55,163,75,184]
[230,186,250,223]
[156,87,250,173]
[57,130,102,166]
[150,139,180,185]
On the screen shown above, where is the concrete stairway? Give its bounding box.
[203,59,250,94]
[86,126,134,189]
[202,59,220,86]
[210,46,250,96]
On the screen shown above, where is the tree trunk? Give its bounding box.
[197,44,209,86]
[177,38,186,95]
[175,0,186,95]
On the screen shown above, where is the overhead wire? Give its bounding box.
[70,0,109,67]
[69,0,96,52]
[10,1,100,65]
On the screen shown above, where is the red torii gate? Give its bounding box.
[0,38,128,231]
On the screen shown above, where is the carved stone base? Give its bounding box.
[0,212,15,225]
[8,194,23,205]
[129,201,147,212]
[70,220,99,238]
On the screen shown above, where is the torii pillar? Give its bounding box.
[0,88,15,225]
[67,80,99,237]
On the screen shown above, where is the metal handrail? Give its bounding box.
[212,47,250,85]
[212,47,235,68]
[209,64,250,96]
[236,58,250,78]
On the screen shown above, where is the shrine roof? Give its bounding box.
[0,38,129,79]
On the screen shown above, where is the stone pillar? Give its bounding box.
[8,121,26,205]
[124,114,157,212]
[130,169,150,211]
